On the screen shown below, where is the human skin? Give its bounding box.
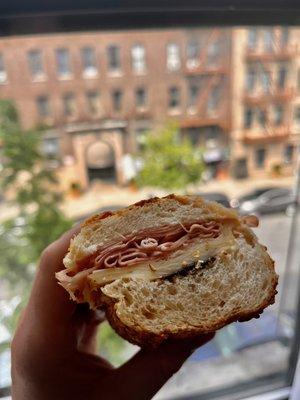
[11,225,214,400]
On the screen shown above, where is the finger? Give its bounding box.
[115,333,215,400]
[27,223,81,325]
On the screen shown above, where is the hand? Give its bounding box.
[11,225,215,400]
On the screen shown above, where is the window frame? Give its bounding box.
[55,48,72,79]
[81,46,98,78]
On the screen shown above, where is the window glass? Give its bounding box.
[62,93,76,116]
[247,28,258,50]
[283,144,294,163]
[135,87,147,108]
[107,45,121,71]
[36,95,50,117]
[274,104,284,125]
[131,44,146,74]
[167,43,181,71]
[0,23,300,400]
[244,107,253,128]
[186,40,199,68]
[168,86,180,108]
[188,84,199,108]
[86,90,101,115]
[255,147,266,168]
[81,47,97,77]
[56,48,72,77]
[0,53,7,83]
[112,89,122,111]
[27,50,45,79]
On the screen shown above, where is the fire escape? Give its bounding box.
[243,27,296,144]
[181,28,231,132]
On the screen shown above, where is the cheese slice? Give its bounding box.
[88,226,236,287]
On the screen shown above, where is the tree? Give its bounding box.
[135,122,205,189]
[0,100,72,348]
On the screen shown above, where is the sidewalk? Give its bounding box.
[0,175,295,222]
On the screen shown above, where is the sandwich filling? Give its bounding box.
[57,218,242,301]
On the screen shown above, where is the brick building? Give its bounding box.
[0,27,298,189]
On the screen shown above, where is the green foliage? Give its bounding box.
[0,99,72,349]
[135,122,205,189]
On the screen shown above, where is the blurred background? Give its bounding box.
[0,7,300,399]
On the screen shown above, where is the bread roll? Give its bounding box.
[56,194,278,347]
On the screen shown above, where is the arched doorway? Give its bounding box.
[85,140,116,183]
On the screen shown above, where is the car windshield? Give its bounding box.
[0,11,300,400]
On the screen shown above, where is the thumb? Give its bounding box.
[114,333,215,400]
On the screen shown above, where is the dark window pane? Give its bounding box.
[263,28,274,52]
[207,40,220,66]
[81,47,97,76]
[56,48,71,77]
[207,83,222,111]
[274,104,284,126]
[247,28,257,50]
[36,96,50,117]
[246,68,256,92]
[283,144,294,163]
[86,90,100,115]
[107,45,121,71]
[187,41,199,60]
[188,84,199,107]
[281,27,289,47]
[112,89,122,111]
[244,107,253,128]
[295,106,300,123]
[63,93,76,116]
[261,69,271,93]
[278,66,288,89]
[27,50,44,78]
[255,148,266,168]
[257,108,267,127]
[168,86,180,108]
[135,87,147,108]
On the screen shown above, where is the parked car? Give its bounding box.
[230,187,275,209]
[239,187,297,215]
[197,192,231,208]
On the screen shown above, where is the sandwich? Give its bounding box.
[56,194,278,347]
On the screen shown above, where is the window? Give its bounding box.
[283,144,294,163]
[86,90,100,115]
[167,43,181,71]
[0,53,7,83]
[168,86,180,109]
[244,107,253,128]
[263,29,274,52]
[63,93,76,116]
[261,69,271,93]
[207,40,220,66]
[135,87,147,108]
[131,44,146,74]
[112,89,122,111]
[257,108,267,127]
[41,137,59,158]
[56,48,72,78]
[247,28,258,50]
[255,147,266,168]
[27,50,44,79]
[274,104,284,125]
[186,40,199,68]
[188,84,199,108]
[278,65,288,89]
[36,96,50,117]
[246,68,256,92]
[281,27,289,47]
[207,84,221,112]
[107,45,121,72]
[295,106,300,124]
[81,47,97,77]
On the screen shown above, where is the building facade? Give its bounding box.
[0,27,298,189]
